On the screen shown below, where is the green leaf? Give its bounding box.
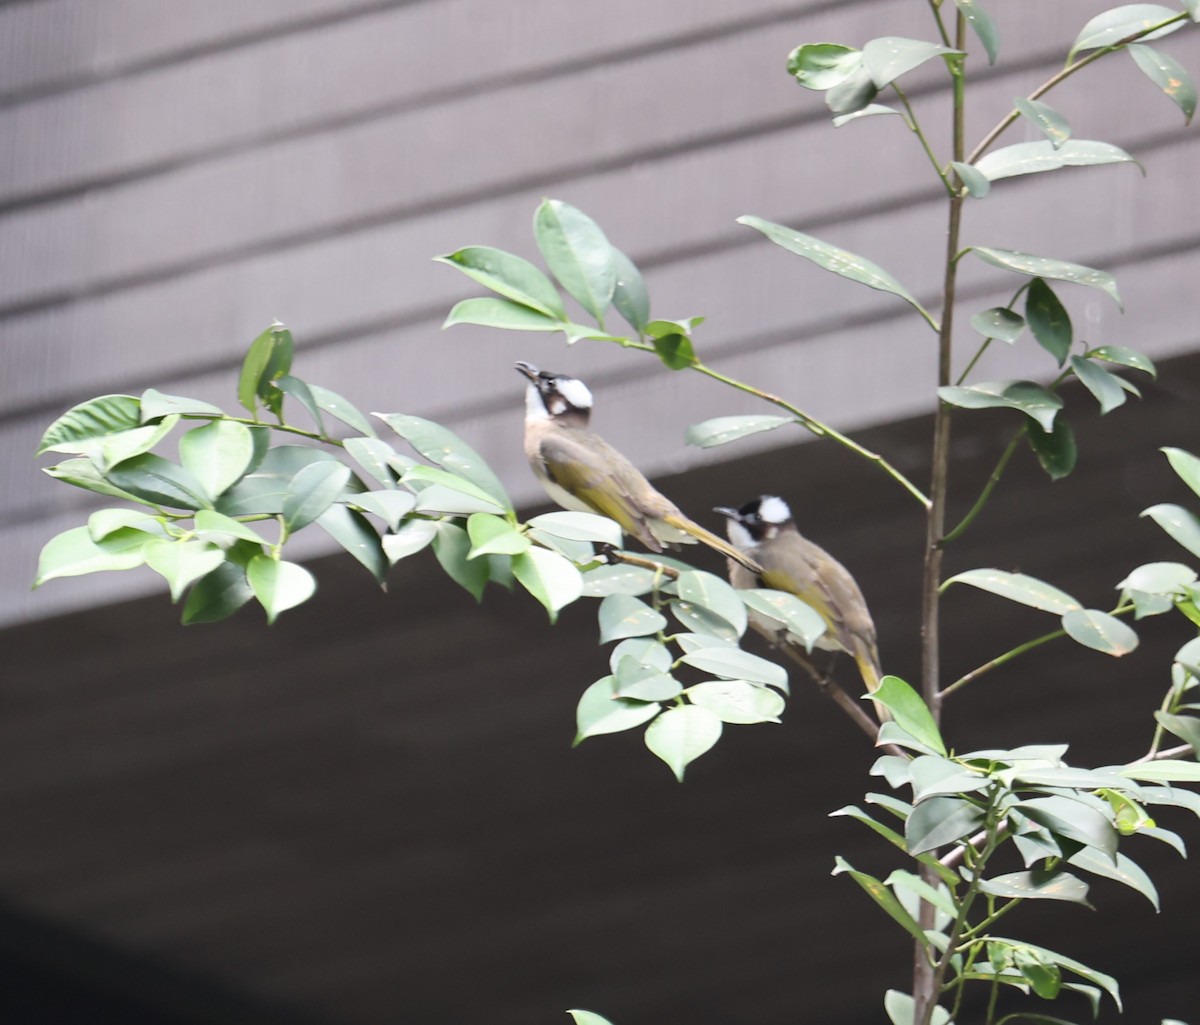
[969,247,1122,307]
[650,330,695,370]
[675,570,747,636]
[970,306,1025,343]
[88,508,159,541]
[645,705,722,781]
[679,646,788,690]
[938,380,1063,431]
[685,414,795,449]
[42,457,148,504]
[1070,4,1184,59]
[1025,278,1072,364]
[987,937,1121,1010]
[193,509,268,545]
[178,420,255,500]
[443,296,565,332]
[512,547,583,621]
[610,638,673,674]
[1062,608,1138,655]
[950,160,991,198]
[883,990,953,1025]
[1119,761,1200,782]
[943,568,1080,613]
[598,594,667,642]
[275,374,325,434]
[246,555,315,623]
[906,796,987,855]
[832,858,929,946]
[375,413,511,512]
[574,676,660,743]
[1070,356,1128,414]
[534,199,616,324]
[910,755,990,802]
[566,1012,616,1025]
[786,43,862,89]
[979,869,1092,906]
[737,588,827,651]
[1014,97,1072,148]
[343,437,399,488]
[34,526,153,587]
[1128,43,1196,123]
[874,677,946,755]
[181,542,258,625]
[350,490,417,531]
[954,0,1000,63]
[1015,795,1118,858]
[1119,560,1196,595]
[1163,447,1200,499]
[107,453,213,510]
[403,465,507,515]
[435,246,566,320]
[826,67,882,116]
[238,323,293,416]
[317,505,388,584]
[832,103,902,128]
[1089,345,1156,378]
[861,37,961,88]
[611,657,681,701]
[1068,848,1159,909]
[93,417,180,472]
[37,394,142,454]
[1026,418,1078,481]
[282,461,352,532]
[432,521,488,601]
[1187,0,1200,18]
[581,564,657,597]
[976,140,1140,183]
[687,680,785,724]
[528,511,622,547]
[1155,711,1200,750]
[466,513,531,558]
[381,518,439,564]
[144,539,225,603]
[610,245,650,333]
[139,388,224,421]
[1141,503,1200,559]
[738,216,932,323]
[308,384,377,438]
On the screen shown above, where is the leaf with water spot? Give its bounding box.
[685,414,795,449]
[1014,97,1072,148]
[861,37,962,87]
[954,0,1000,63]
[943,568,1081,613]
[975,140,1140,183]
[969,247,1122,307]
[1129,43,1197,123]
[1070,4,1184,60]
[938,380,1063,431]
[1062,609,1138,656]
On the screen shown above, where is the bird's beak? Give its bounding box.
[514,361,540,381]
[712,506,739,520]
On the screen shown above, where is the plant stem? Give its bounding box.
[692,361,932,507]
[181,413,341,446]
[940,428,1023,544]
[893,82,952,193]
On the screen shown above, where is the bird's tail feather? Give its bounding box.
[853,643,892,725]
[662,513,762,573]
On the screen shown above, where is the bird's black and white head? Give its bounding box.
[714,495,795,551]
[515,361,594,424]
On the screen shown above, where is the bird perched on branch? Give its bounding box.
[715,495,888,722]
[515,361,758,572]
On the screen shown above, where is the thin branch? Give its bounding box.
[940,428,1023,544]
[607,549,681,579]
[1134,742,1195,764]
[892,82,953,193]
[181,413,342,446]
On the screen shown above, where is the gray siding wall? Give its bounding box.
[2,0,1198,624]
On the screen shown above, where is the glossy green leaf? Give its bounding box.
[144,539,225,603]
[1155,711,1200,750]
[883,990,953,1025]
[376,413,511,511]
[1026,418,1078,481]
[685,414,795,449]
[238,323,292,416]
[954,0,1000,63]
[432,521,488,600]
[178,420,255,500]
[534,199,616,324]
[581,564,657,597]
[181,542,258,625]
[1069,848,1159,909]
[938,380,1063,431]
[786,43,862,89]
[435,246,566,320]
[107,453,213,510]
[944,568,1080,613]
[832,103,901,128]
[676,570,747,636]
[1025,278,1072,364]
[308,384,377,438]
[861,37,961,87]
[1070,4,1184,58]
[610,638,673,674]
[874,677,946,755]
[567,1011,616,1025]
[610,245,650,333]
[826,69,880,115]
[679,646,787,690]
[213,445,345,517]
[970,247,1122,307]
[528,511,623,547]
[466,513,530,558]
[525,529,595,564]
[350,490,417,531]
[738,216,932,323]
[193,509,268,545]
[687,680,785,724]
[910,755,990,802]
[737,588,827,651]
[281,461,352,532]
[246,555,315,623]
[1163,447,1200,499]
[1141,504,1200,559]
[403,465,507,515]
[906,796,987,855]
[574,676,660,743]
[42,457,148,505]
[1062,608,1138,655]
[34,526,153,587]
[37,394,142,454]
[950,160,991,198]
[343,437,398,488]
[275,374,325,434]
[443,296,564,332]
[1070,356,1128,414]
[650,329,695,370]
[885,870,958,923]
[1128,43,1196,123]
[976,140,1139,183]
[139,388,224,422]
[979,869,1091,905]
[1090,345,1156,378]
[970,306,1025,343]
[317,504,388,584]
[87,508,159,541]
[988,937,1121,1010]
[512,547,583,621]
[1186,0,1200,18]
[645,705,722,781]
[1119,760,1200,782]
[1014,96,1072,148]
[832,858,929,946]
[598,594,666,642]
[88,417,180,472]
[612,657,681,701]
[381,518,439,564]
[1015,795,1118,857]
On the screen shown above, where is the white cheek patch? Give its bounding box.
[555,377,593,411]
[525,383,551,421]
[757,495,792,525]
[725,519,758,553]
